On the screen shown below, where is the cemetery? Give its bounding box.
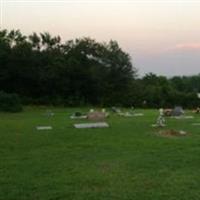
[1,106,200,200]
[1,30,200,199]
[1,0,200,198]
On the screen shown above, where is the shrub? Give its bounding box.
[0,91,23,112]
[74,112,82,116]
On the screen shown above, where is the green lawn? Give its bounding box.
[0,107,200,200]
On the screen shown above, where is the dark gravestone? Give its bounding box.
[171,106,184,116]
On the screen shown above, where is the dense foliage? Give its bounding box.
[0,29,200,108]
[0,29,136,106]
[135,73,200,108]
[0,91,22,112]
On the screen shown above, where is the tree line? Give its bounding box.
[0,29,200,108]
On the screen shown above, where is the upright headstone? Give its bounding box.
[87,111,106,121]
[171,106,184,116]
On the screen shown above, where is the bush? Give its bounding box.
[0,91,23,112]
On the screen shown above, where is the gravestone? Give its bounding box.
[36,126,52,130]
[171,106,184,116]
[111,107,121,113]
[45,110,54,117]
[87,111,106,121]
[70,111,87,119]
[74,122,109,129]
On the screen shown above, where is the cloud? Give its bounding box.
[173,43,200,51]
[150,43,200,56]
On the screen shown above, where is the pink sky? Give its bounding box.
[174,43,200,50]
[1,0,200,76]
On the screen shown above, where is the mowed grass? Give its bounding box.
[0,107,200,200]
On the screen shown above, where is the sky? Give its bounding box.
[1,0,200,77]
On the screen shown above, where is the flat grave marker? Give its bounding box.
[74,122,109,129]
[36,126,53,130]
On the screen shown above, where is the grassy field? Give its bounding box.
[0,107,200,200]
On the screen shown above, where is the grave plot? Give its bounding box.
[36,126,53,130]
[74,122,109,129]
[157,129,188,137]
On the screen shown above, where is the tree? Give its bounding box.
[1,29,199,108]
[29,32,41,50]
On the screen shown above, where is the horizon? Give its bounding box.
[1,0,200,76]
